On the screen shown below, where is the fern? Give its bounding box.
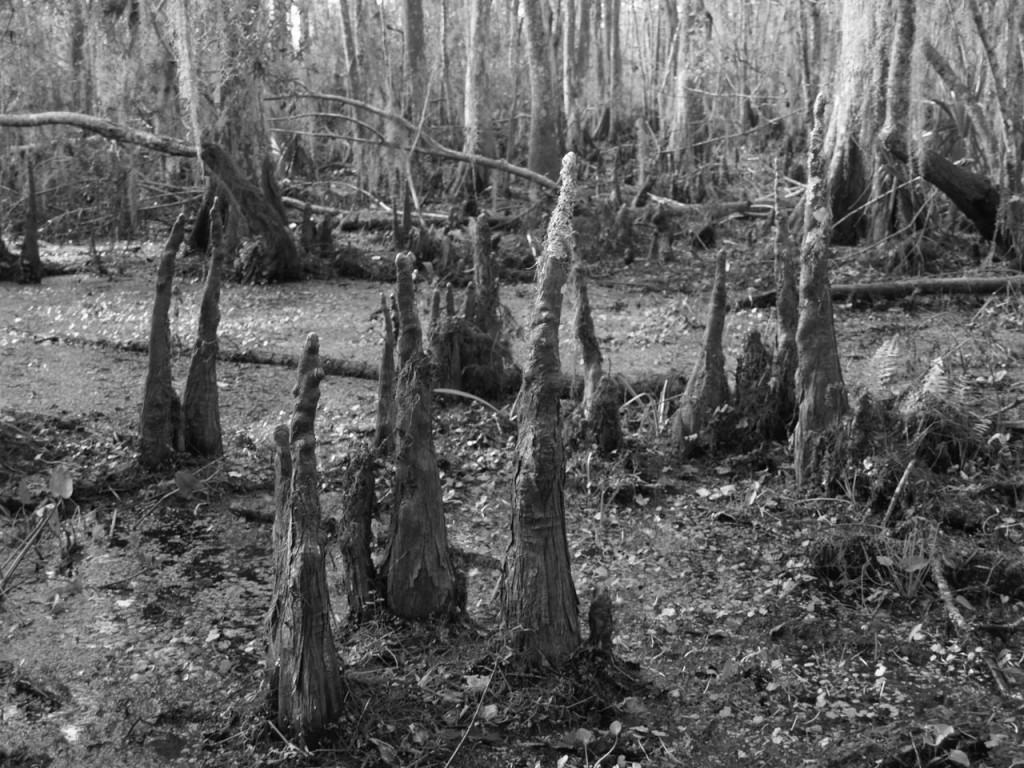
[866,335,902,395]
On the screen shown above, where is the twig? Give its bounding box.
[265,718,311,757]
[879,459,915,529]
[929,527,971,634]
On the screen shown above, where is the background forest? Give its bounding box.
[0,0,1020,255]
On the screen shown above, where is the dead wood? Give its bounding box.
[182,200,225,458]
[138,213,187,469]
[501,153,582,665]
[672,250,731,457]
[427,283,462,390]
[741,274,1024,309]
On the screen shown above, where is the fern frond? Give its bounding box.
[866,335,902,394]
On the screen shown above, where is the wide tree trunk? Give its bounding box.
[138,214,187,469]
[200,143,302,282]
[267,334,345,743]
[501,154,581,665]
[182,200,225,458]
[522,0,561,186]
[386,253,459,619]
[795,96,849,485]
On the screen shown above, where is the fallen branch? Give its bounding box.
[0,111,194,156]
[740,274,1024,309]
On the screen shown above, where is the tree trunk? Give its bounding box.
[182,199,225,458]
[374,292,397,454]
[386,253,459,620]
[20,162,43,284]
[671,249,730,456]
[522,0,562,186]
[460,214,518,398]
[402,0,428,122]
[200,142,302,282]
[139,214,187,469]
[772,164,798,438]
[794,96,848,485]
[463,0,495,192]
[268,334,345,743]
[501,154,581,666]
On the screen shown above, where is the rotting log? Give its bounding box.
[740,274,1024,309]
[182,199,225,458]
[794,95,849,485]
[385,253,460,620]
[267,333,345,744]
[138,213,187,469]
[501,153,582,666]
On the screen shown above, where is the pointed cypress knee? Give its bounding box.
[386,253,459,620]
[500,154,582,666]
[139,214,187,469]
[267,334,345,744]
[183,198,225,457]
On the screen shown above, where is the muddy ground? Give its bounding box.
[2,231,1024,768]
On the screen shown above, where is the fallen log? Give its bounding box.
[740,274,1024,309]
[40,332,686,400]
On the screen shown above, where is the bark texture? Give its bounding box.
[182,201,225,458]
[671,250,730,457]
[374,292,397,454]
[794,96,849,485]
[427,283,462,390]
[522,0,561,185]
[501,154,581,665]
[268,334,345,743]
[338,443,378,622]
[21,163,43,284]
[138,214,187,469]
[572,262,623,456]
[460,214,517,398]
[200,142,302,283]
[386,253,459,620]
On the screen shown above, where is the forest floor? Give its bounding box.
[3,221,1024,768]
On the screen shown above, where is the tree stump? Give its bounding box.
[501,153,582,666]
[183,199,225,458]
[427,282,462,390]
[138,214,187,469]
[267,334,345,744]
[385,253,460,620]
[338,443,378,622]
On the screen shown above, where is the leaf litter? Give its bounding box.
[2,249,1024,767]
